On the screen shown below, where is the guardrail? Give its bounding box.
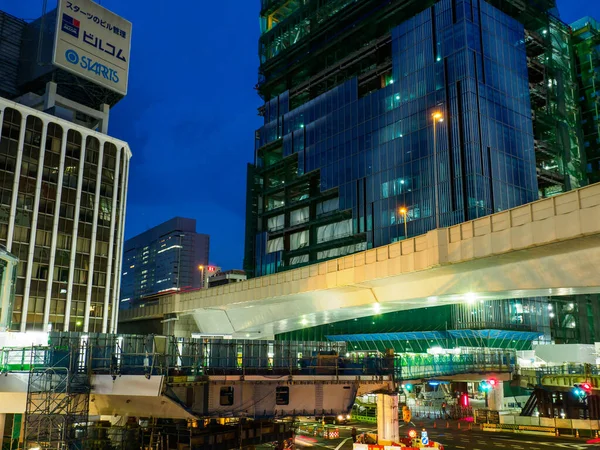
[0,332,394,379]
[398,351,516,379]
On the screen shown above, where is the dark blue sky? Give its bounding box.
[4,0,600,270]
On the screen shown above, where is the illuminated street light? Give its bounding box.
[432,111,444,228]
[198,265,206,289]
[399,207,408,239]
[465,292,477,303]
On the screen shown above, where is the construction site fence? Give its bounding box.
[409,404,473,421]
[0,332,394,378]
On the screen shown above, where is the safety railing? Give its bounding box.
[518,364,600,386]
[0,332,395,379]
[397,350,516,379]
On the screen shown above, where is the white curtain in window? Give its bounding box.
[316,219,352,243]
[317,242,366,260]
[317,197,340,216]
[289,254,309,265]
[316,197,339,216]
[290,230,309,250]
[268,214,284,231]
[266,237,284,253]
[290,206,310,225]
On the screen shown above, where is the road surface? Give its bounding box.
[289,422,600,450]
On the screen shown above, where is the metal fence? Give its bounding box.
[0,332,394,378]
[397,349,516,379]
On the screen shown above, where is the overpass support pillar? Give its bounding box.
[488,382,505,411]
[376,394,399,444]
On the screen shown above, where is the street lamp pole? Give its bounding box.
[432,112,444,229]
[399,207,408,239]
[198,265,205,289]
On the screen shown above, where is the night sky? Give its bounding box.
[3,0,600,271]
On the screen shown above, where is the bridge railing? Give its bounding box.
[397,350,516,379]
[518,364,600,386]
[1,332,395,379]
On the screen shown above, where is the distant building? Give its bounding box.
[120,218,209,306]
[207,269,247,288]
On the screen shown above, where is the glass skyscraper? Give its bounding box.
[246,0,539,277]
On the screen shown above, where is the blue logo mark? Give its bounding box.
[63,49,119,84]
[61,13,80,38]
[65,49,79,64]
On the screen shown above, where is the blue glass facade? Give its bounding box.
[251,0,538,277]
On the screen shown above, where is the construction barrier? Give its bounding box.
[354,446,440,450]
[297,423,340,440]
[482,423,555,435]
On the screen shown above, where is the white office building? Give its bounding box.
[0,97,131,333]
[0,1,133,333]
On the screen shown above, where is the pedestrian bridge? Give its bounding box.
[0,332,394,419]
[119,183,600,338]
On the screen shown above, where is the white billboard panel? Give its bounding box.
[53,0,132,95]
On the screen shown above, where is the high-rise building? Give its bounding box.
[0,1,132,333]
[245,0,585,278]
[120,218,209,306]
[572,17,600,184]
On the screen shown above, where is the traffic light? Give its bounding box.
[403,383,413,392]
[460,393,469,407]
[574,382,593,397]
[480,378,497,392]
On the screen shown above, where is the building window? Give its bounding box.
[220,386,234,406]
[275,386,289,405]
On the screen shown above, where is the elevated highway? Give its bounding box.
[120,183,600,338]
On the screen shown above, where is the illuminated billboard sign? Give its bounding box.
[53,0,132,95]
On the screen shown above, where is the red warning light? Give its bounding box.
[461,393,469,407]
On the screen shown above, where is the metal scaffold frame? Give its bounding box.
[23,340,91,450]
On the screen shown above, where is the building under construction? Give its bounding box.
[244,0,594,278]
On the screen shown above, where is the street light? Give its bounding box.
[399,207,408,239]
[432,111,444,229]
[198,265,205,289]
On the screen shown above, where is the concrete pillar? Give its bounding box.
[488,382,505,411]
[100,104,110,134]
[43,81,58,111]
[376,393,399,444]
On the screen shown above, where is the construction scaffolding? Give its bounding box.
[23,338,91,450]
[1,333,393,450]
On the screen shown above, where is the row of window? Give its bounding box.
[219,386,290,406]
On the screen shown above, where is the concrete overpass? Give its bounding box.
[119,183,600,338]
